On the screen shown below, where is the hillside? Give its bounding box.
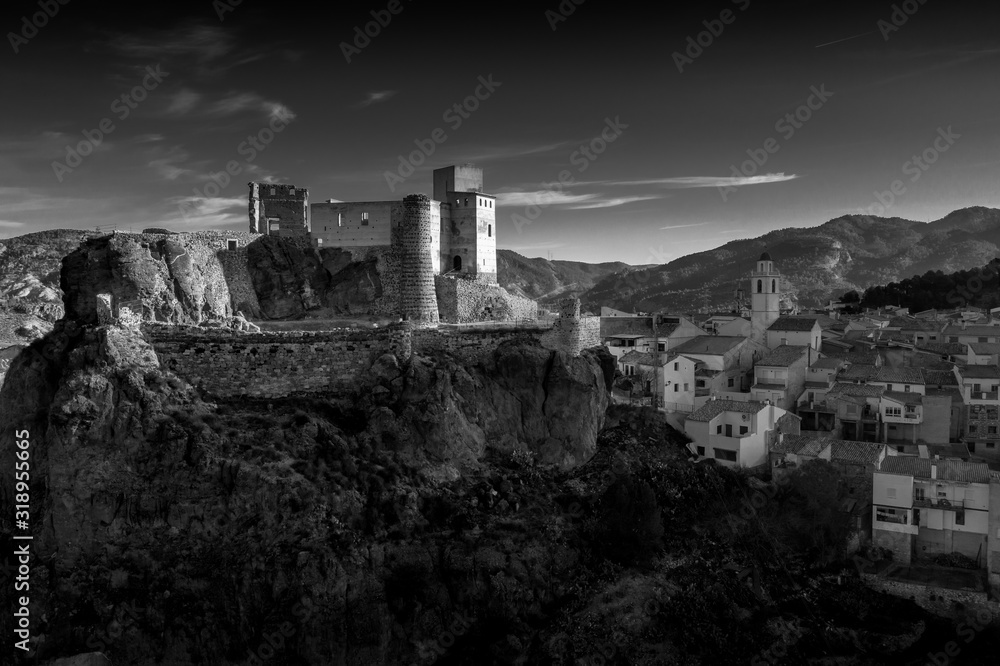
[581,206,1000,313]
[496,249,637,305]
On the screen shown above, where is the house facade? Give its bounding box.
[685,398,801,469]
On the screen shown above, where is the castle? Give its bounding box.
[247,165,531,327]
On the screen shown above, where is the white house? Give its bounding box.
[766,315,822,351]
[684,398,801,469]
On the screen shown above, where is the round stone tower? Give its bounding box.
[395,194,439,327]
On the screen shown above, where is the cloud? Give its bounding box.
[659,222,709,230]
[107,23,240,77]
[495,190,596,207]
[166,89,202,116]
[0,220,25,228]
[564,196,662,210]
[161,195,247,228]
[147,146,195,181]
[581,174,801,188]
[357,90,397,107]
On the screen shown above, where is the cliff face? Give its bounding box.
[0,309,613,663]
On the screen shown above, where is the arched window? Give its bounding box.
[453,255,462,271]
[757,279,762,293]
[772,279,776,292]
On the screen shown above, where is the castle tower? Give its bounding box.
[750,251,780,344]
[394,194,439,327]
[433,164,497,284]
[248,182,309,237]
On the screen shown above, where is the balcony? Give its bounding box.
[912,497,967,511]
[695,388,710,397]
[968,391,999,402]
[883,411,922,424]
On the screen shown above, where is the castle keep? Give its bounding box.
[249,164,532,326]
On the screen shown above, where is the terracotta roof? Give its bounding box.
[827,382,885,398]
[810,357,844,370]
[924,370,958,386]
[688,399,765,422]
[915,342,967,355]
[878,456,990,483]
[671,336,748,357]
[970,343,1000,355]
[840,364,880,381]
[829,440,884,466]
[943,324,1000,337]
[757,345,809,367]
[804,380,831,389]
[768,316,820,332]
[882,391,923,406]
[956,365,1000,379]
[873,367,924,385]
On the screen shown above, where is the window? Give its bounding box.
[227,239,238,251]
[970,424,978,434]
[716,425,722,434]
[361,212,369,226]
[739,426,748,435]
[887,488,897,499]
[657,343,665,352]
[956,511,965,526]
[771,279,776,292]
[781,338,787,345]
[886,406,901,417]
[979,337,988,343]
[914,487,925,500]
[488,224,492,237]
[696,446,705,456]
[757,279,762,293]
[464,198,469,206]
[290,188,295,195]
[886,384,893,392]
[338,213,343,227]
[913,509,920,526]
[674,362,679,371]
[674,384,679,393]
[714,448,737,462]
[904,385,910,392]
[270,187,276,195]
[728,378,735,388]
[683,383,689,391]
[990,426,998,435]
[876,507,906,524]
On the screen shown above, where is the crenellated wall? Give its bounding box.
[539,298,602,356]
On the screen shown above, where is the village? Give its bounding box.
[600,252,1000,601]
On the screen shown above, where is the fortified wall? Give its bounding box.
[434,275,538,323]
[141,299,600,400]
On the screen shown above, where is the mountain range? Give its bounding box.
[577,206,1000,313]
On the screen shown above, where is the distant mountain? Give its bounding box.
[496,250,640,306]
[580,207,1000,313]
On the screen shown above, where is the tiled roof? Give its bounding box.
[873,367,924,385]
[770,434,821,455]
[956,365,1000,379]
[878,456,990,483]
[619,351,663,366]
[804,380,831,389]
[822,348,882,365]
[695,367,720,377]
[915,342,967,355]
[882,391,923,406]
[827,382,885,398]
[768,316,820,332]
[840,364,880,381]
[970,343,1000,355]
[810,357,844,370]
[924,387,963,401]
[829,440,884,466]
[924,369,958,386]
[943,324,1000,337]
[892,317,944,332]
[758,345,809,367]
[671,336,748,357]
[688,399,764,422]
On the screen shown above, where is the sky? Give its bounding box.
[1,0,999,264]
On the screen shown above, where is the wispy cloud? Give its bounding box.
[147,146,195,181]
[815,31,878,49]
[495,190,595,207]
[565,195,661,210]
[166,89,201,116]
[357,90,397,107]
[580,174,800,188]
[0,220,25,228]
[659,222,709,230]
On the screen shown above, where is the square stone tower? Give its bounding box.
[750,251,781,344]
[249,182,309,237]
[434,164,497,283]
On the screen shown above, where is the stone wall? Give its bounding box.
[434,275,537,324]
[873,529,913,566]
[539,299,602,356]
[143,324,409,399]
[861,573,1000,622]
[412,328,546,366]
